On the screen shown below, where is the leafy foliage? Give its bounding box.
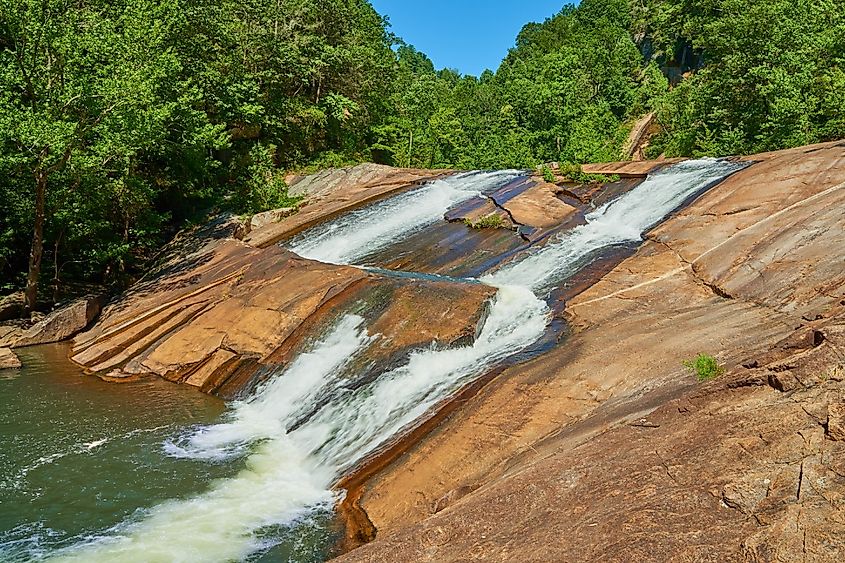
[464,214,505,230]
[638,0,845,156]
[0,0,843,305]
[683,354,725,382]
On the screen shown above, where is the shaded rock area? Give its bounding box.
[247,207,297,233]
[337,141,845,561]
[0,322,26,348]
[244,164,445,248]
[0,295,104,349]
[0,292,24,322]
[70,226,494,398]
[0,347,21,369]
[11,295,104,348]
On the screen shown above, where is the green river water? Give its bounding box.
[0,344,337,562]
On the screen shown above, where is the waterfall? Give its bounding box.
[52,159,743,562]
[487,159,746,292]
[287,170,523,265]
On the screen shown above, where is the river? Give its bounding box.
[1,160,743,562]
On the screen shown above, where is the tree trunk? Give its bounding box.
[24,170,47,312]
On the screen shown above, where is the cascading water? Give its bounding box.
[51,159,743,562]
[488,159,746,292]
[287,170,523,265]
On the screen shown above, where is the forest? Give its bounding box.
[1,0,843,309]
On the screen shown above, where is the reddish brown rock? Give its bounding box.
[71,226,494,397]
[0,347,20,369]
[0,322,25,348]
[244,164,446,248]
[499,181,577,229]
[338,141,845,561]
[581,157,685,177]
[341,339,845,562]
[12,295,103,348]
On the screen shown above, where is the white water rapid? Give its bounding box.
[488,159,746,292]
[54,159,742,562]
[287,170,522,265]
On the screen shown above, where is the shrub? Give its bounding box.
[683,354,725,382]
[464,213,504,229]
[541,165,556,183]
[559,162,619,184]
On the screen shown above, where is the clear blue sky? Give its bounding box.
[369,1,575,76]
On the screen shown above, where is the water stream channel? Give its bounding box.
[1,160,743,562]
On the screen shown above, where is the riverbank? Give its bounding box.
[337,141,845,560]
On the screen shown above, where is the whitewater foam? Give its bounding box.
[287,170,523,265]
[51,159,743,562]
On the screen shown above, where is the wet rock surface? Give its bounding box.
[70,224,494,398]
[244,164,445,248]
[381,175,642,279]
[338,141,845,562]
[0,347,21,369]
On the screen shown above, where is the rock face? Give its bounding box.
[9,295,103,348]
[0,347,21,369]
[497,181,577,231]
[244,164,444,248]
[70,222,494,397]
[337,141,845,562]
[0,292,25,322]
[0,322,26,348]
[581,157,684,176]
[247,207,297,232]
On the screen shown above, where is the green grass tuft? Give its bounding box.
[683,353,725,382]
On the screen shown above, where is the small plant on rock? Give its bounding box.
[464,213,504,229]
[683,353,725,382]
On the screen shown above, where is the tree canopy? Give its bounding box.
[0,0,842,307]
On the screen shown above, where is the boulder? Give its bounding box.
[0,347,20,369]
[248,207,297,232]
[0,322,26,348]
[13,295,104,348]
[499,181,577,230]
[0,292,25,322]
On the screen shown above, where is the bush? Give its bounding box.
[559,162,619,184]
[541,165,556,183]
[683,354,725,382]
[241,144,303,213]
[464,213,504,229]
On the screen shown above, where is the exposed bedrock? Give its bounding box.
[70,225,494,397]
[0,347,21,369]
[243,163,446,248]
[337,141,845,561]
